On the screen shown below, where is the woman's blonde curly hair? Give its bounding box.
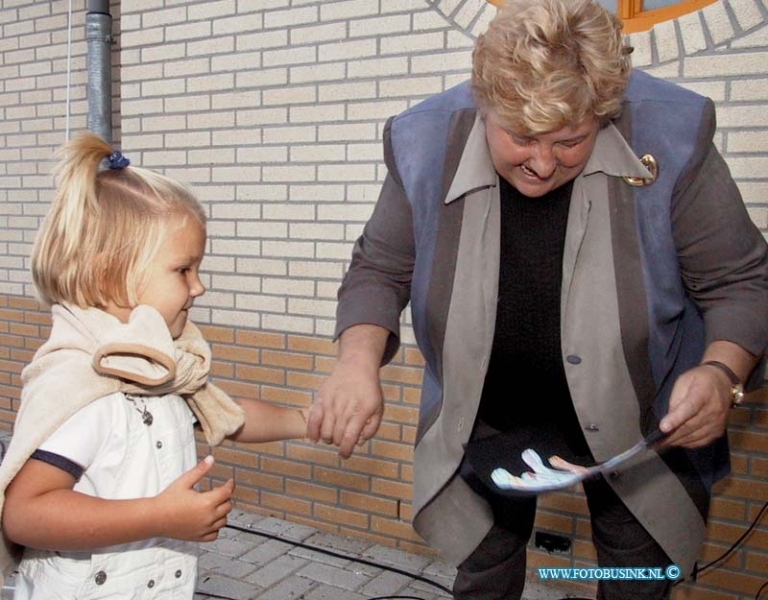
[472,0,632,134]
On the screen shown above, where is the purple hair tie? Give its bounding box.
[107,150,130,169]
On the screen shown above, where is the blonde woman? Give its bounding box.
[310,0,768,598]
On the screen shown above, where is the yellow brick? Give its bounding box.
[235,363,285,385]
[344,454,399,478]
[212,344,260,364]
[315,503,368,529]
[371,478,412,499]
[199,324,234,343]
[315,466,370,491]
[260,456,312,479]
[340,490,398,517]
[237,330,285,349]
[261,491,312,516]
[381,404,418,425]
[286,370,324,390]
[380,363,423,385]
[369,439,414,462]
[235,469,284,493]
[262,349,313,370]
[9,323,39,338]
[286,479,338,503]
[287,444,341,468]
[371,515,423,541]
[288,335,335,356]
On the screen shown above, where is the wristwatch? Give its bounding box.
[702,360,745,407]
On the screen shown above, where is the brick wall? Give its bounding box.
[1,1,767,598]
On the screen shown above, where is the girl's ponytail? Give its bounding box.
[32,133,114,307]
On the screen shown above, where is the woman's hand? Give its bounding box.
[308,324,389,459]
[309,357,384,459]
[660,341,756,448]
[658,364,733,448]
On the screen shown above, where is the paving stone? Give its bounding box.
[201,534,260,559]
[239,538,295,566]
[406,574,455,598]
[304,530,375,555]
[296,560,373,590]
[301,583,368,600]
[249,575,315,600]
[289,544,356,569]
[423,559,457,580]
[421,559,458,591]
[244,554,310,589]
[359,569,413,596]
[362,544,433,571]
[343,560,382,578]
[195,573,263,600]
[193,514,583,600]
[248,515,318,542]
[198,551,258,579]
[228,509,268,527]
[393,584,445,600]
[224,528,274,553]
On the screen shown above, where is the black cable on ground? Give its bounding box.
[368,597,435,600]
[199,595,433,600]
[205,499,768,600]
[194,591,239,600]
[222,521,453,595]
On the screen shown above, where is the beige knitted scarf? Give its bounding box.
[0,303,245,584]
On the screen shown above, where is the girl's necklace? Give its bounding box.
[126,395,153,426]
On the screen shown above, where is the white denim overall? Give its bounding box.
[13,392,199,600]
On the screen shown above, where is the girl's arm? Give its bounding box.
[2,455,234,551]
[229,399,308,443]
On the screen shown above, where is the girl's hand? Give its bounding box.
[3,455,233,550]
[154,455,234,542]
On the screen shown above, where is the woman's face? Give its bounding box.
[484,111,600,198]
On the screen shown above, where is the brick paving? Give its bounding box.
[195,509,578,600]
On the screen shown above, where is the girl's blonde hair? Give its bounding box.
[32,132,206,308]
[472,0,632,134]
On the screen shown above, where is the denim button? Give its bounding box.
[175,570,182,578]
[147,580,155,588]
[156,441,163,449]
[95,571,107,585]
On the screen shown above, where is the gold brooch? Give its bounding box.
[623,154,658,187]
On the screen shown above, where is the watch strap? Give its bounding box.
[701,360,745,406]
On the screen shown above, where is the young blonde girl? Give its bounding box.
[0,132,308,599]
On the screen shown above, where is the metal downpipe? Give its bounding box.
[86,0,113,144]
